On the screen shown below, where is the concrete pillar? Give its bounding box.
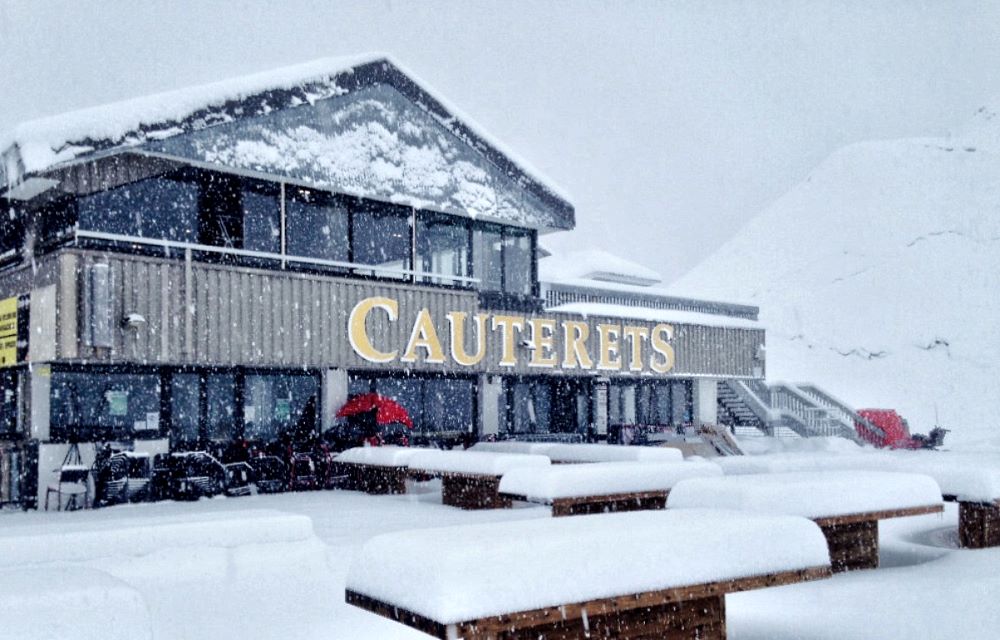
[322,368,349,432]
[479,374,502,438]
[592,377,609,437]
[695,378,718,425]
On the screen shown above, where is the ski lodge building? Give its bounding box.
[0,55,764,508]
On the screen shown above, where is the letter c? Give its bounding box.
[349,297,399,363]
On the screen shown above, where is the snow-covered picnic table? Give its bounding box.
[345,509,832,639]
[668,470,944,572]
[406,450,550,509]
[334,446,422,494]
[499,460,722,516]
[538,442,684,464]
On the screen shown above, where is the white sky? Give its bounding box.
[2,0,999,282]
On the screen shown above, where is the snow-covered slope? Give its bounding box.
[671,108,1000,447]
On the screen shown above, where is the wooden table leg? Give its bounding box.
[819,519,879,572]
[959,500,1000,548]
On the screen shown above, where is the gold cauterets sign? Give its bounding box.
[348,296,676,373]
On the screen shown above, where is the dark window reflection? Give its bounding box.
[416,215,469,285]
[50,371,161,440]
[77,175,199,242]
[352,203,411,278]
[286,189,349,267]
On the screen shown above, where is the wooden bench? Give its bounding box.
[499,460,722,517]
[334,446,419,495]
[346,509,832,639]
[407,450,550,510]
[668,470,944,572]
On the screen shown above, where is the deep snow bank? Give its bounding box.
[671,109,1000,446]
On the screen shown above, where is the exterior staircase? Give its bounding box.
[717,380,886,443]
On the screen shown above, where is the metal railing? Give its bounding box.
[75,229,481,286]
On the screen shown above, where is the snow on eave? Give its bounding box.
[549,302,764,330]
[0,54,574,220]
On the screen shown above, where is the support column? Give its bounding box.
[28,363,50,442]
[592,377,608,437]
[479,374,501,438]
[323,368,349,432]
[695,378,718,425]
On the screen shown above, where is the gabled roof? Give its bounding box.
[1,54,573,230]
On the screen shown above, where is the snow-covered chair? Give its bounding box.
[499,460,722,517]
[668,470,943,572]
[44,465,90,511]
[346,510,832,639]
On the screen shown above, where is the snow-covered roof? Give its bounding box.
[539,248,662,286]
[550,301,763,329]
[1,54,573,230]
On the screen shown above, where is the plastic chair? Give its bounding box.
[45,465,90,511]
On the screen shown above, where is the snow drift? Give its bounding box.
[671,107,1000,447]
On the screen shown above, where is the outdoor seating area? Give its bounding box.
[667,470,945,572]
[334,446,420,495]
[499,459,722,516]
[345,509,832,639]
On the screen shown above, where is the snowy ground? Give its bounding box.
[2,450,998,639]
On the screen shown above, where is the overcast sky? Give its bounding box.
[3,0,1000,282]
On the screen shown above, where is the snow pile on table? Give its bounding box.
[669,471,942,519]
[469,441,552,455]
[737,435,865,456]
[724,442,1000,502]
[0,566,152,640]
[407,450,550,475]
[499,460,722,501]
[541,442,684,463]
[670,110,1000,445]
[346,508,830,623]
[0,510,328,581]
[336,445,423,467]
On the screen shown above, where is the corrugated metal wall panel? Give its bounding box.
[65,250,763,379]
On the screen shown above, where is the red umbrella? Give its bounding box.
[336,393,414,429]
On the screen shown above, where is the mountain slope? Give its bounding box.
[671,111,1000,447]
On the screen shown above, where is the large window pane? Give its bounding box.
[50,371,161,440]
[170,373,201,447]
[352,203,411,278]
[77,176,199,242]
[510,380,551,434]
[0,370,18,436]
[374,377,422,429]
[206,373,237,442]
[472,227,502,291]
[423,378,474,432]
[244,373,319,442]
[503,229,533,295]
[416,215,469,285]
[286,190,349,266]
[242,187,281,253]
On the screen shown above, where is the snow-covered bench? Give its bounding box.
[499,460,722,517]
[927,468,1000,548]
[536,442,685,464]
[406,450,550,509]
[346,509,832,639]
[334,446,421,495]
[668,471,943,572]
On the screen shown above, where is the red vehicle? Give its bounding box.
[855,409,948,450]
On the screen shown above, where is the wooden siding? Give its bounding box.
[61,249,764,379]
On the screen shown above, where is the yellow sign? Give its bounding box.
[348,296,676,374]
[0,296,17,367]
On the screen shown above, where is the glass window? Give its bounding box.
[472,226,503,291]
[375,377,422,429]
[286,190,349,265]
[509,380,551,434]
[170,373,201,447]
[241,187,281,253]
[652,382,673,425]
[416,215,469,285]
[0,369,17,436]
[206,373,237,442]
[77,176,199,242]
[50,371,160,440]
[423,378,474,432]
[503,229,533,295]
[348,376,373,398]
[351,202,411,278]
[244,373,319,442]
